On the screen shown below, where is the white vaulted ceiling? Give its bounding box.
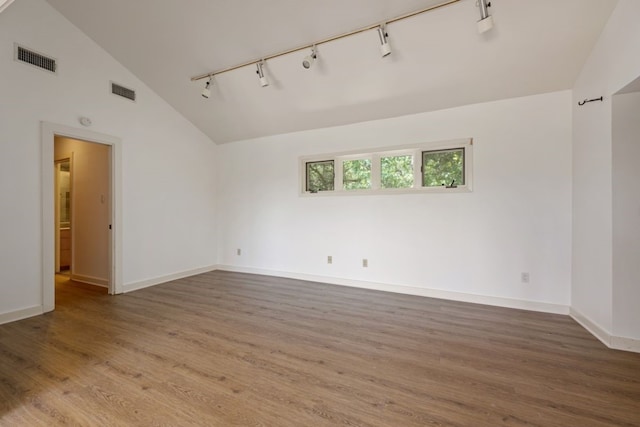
[45,0,617,143]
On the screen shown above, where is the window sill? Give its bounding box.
[300,185,472,197]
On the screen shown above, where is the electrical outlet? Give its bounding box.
[362,258,368,268]
[327,255,332,264]
[237,248,241,256]
[521,272,530,283]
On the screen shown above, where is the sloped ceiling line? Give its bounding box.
[45,0,617,144]
[0,0,15,14]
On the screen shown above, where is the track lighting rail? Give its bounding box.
[190,0,460,82]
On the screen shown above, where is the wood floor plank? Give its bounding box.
[1,271,639,426]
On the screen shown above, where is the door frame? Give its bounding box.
[41,122,123,312]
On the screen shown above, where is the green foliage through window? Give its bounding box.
[381,155,414,189]
[306,160,334,192]
[422,149,464,187]
[343,159,371,190]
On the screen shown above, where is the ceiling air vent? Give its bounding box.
[15,44,57,73]
[111,82,136,102]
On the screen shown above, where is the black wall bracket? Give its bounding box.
[578,96,603,106]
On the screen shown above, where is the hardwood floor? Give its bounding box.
[1,271,639,426]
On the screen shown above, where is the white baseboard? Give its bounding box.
[0,305,43,326]
[123,265,218,293]
[214,265,570,315]
[611,336,640,353]
[2,266,637,354]
[569,307,612,347]
[570,307,640,353]
[71,274,109,288]
[220,266,640,353]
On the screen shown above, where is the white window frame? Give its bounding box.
[299,138,473,196]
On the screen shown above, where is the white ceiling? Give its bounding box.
[45,0,617,144]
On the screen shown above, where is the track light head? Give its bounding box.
[377,25,391,57]
[256,61,269,87]
[201,77,212,98]
[302,46,317,69]
[476,0,494,33]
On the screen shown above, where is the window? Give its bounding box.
[300,138,472,195]
[343,158,371,190]
[422,148,464,187]
[381,155,414,189]
[306,160,334,192]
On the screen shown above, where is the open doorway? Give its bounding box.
[54,137,111,295]
[41,122,123,313]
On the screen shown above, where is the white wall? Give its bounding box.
[0,0,217,320]
[572,0,640,336]
[217,91,573,311]
[612,91,640,340]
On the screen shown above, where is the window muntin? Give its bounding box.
[343,158,371,190]
[381,155,414,189]
[422,148,464,187]
[306,160,334,192]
